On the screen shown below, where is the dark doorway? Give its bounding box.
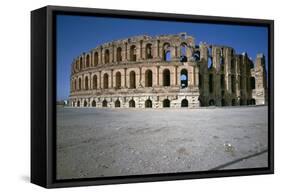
[181,99,189,107]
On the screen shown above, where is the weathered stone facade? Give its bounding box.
[69,33,267,108]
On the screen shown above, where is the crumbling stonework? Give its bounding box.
[69,33,267,108]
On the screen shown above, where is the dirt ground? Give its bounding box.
[56,106,268,180]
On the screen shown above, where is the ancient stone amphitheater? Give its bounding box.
[69,32,267,108]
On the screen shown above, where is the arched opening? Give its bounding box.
[208,57,213,69]
[74,79,77,91]
[163,99,170,108]
[77,100,80,107]
[193,50,200,61]
[103,73,109,89]
[181,99,189,107]
[221,99,226,106]
[250,98,256,105]
[79,57,83,69]
[180,69,188,88]
[115,99,121,107]
[209,74,213,93]
[83,100,87,107]
[130,45,137,61]
[86,55,90,67]
[115,72,121,89]
[145,70,153,87]
[84,76,89,90]
[129,71,136,88]
[221,75,225,89]
[93,75,97,89]
[250,77,256,89]
[240,99,244,106]
[163,43,171,61]
[180,43,187,62]
[91,100,96,107]
[209,99,215,106]
[129,99,135,108]
[145,99,152,108]
[102,100,107,107]
[116,47,122,62]
[232,99,236,106]
[78,78,82,90]
[231,75,236,93]
[145,44,153,59]
[104,49,110,63]
[94,52,98,66]
[163,69,170,86]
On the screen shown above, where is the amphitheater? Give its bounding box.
[69,32,267,108]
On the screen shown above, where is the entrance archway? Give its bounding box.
[129,99,135,108]
[181,99,189,107]
[145,99,152,108]
[163,99,170,107]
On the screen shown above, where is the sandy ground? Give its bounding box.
[56,106,268,180]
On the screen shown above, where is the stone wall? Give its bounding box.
[69,33,267,108]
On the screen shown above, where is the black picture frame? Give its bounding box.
[31,5,274,188]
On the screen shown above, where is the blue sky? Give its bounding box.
[56,14,268,101]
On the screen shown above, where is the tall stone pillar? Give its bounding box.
[253,54,267,105]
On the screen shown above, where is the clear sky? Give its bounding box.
[56,14,268,101]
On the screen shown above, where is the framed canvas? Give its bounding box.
[31,5,274,188]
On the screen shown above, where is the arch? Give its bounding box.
[181,99,189,107]
[231,75,236,93]
[92,75,97,89]
[240,99,244,106]
[103,73,109,89]
[86,55,90,67]
[84,76,89,90]
[180,69,188,88]
[79,57,83,69]
[83,100,88,107]
[209,74,213,93]
[163,69,170,86]
[250,77,256,89]
[74,79,77,91]
[116,47,122,62]
[104,49,110,63]
[91,100,96,107]
[115,72,121,89]
[145,43,153,59]
[129,71,136,88]
[221,75,225,89]
[145,99,152,108]
[209,99,215,106]
[78,78,82,90]
[94,52,98,66]
[130,45,137,61]
[163,99,170,108]
[77,100,80,107]
[180,43,187,62]
[115,99,121,107]
[193,50,200,61]
[208,57,213,69]
[129,99,135,108]
[163,43,171,61]
[145,70,153,87]
[102,100,107,107]
[232,99,236,106]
